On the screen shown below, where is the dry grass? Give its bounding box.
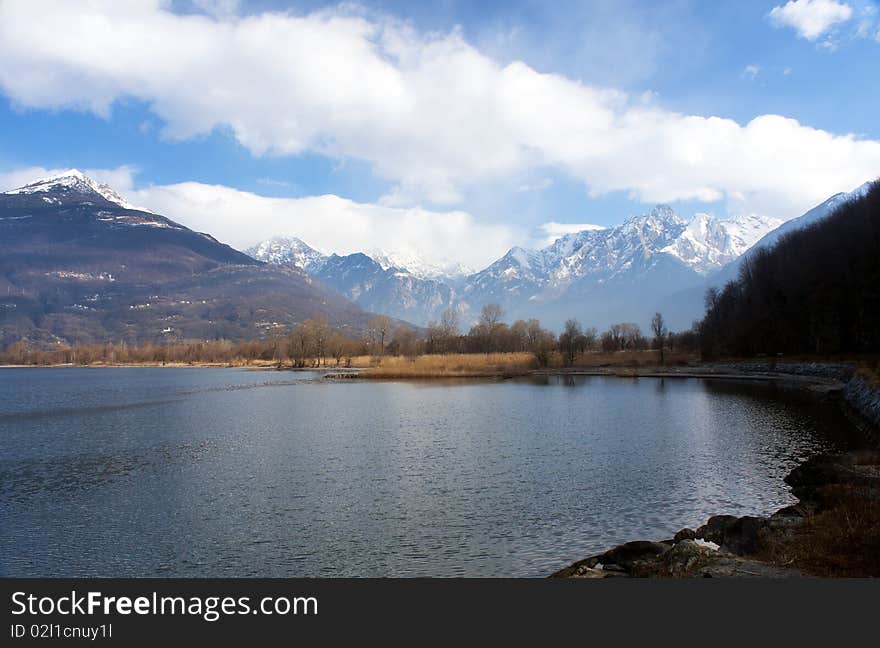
[348,349,699,378]
[353,353,537,378]
[762,484,880,577]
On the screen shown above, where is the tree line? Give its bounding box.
[699,180,880,357]
[1,306,699,367]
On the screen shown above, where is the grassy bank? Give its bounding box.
[346,352,537,378]
[341,349,699,378]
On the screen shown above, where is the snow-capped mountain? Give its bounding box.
[660,212,782,274]
[468,205,778,299]
[248,204,782,329]
[1,172,389,347]
[230,183,874,332]
[310,253,465,325]
[366,248,473,280]
[461,204,786,330]
[709,180,875,288]
[246,236,328,271]
[248,237,469,323]
[3,169,147,212]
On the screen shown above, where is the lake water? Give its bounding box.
[0,367,855,577]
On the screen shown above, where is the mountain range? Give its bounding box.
[247,182,874,332]
[245,206,782,330]
[2,169,873,348]
[0,170,398,348]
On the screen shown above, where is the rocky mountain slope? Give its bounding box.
[249,206,783,330]
[247,238,464,324]
[0,171,389,347]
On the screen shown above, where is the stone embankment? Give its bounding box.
[842,371,880,443]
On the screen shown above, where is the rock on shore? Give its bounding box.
[550,450,880,578]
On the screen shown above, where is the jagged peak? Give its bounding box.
[4,169,145,212]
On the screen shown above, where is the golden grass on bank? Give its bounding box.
[348,349,699,377]
[353,352,537,378]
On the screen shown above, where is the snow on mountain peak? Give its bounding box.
[4,169,145,211]
[366,248,473,280]
[660,210,781,273]
[246,236,327,270]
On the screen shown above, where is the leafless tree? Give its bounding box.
[651,312,668,364]
[368,315,392,356]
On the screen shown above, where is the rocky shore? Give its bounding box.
[551,365,880,578]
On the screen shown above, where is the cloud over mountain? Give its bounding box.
[1,0,878,223]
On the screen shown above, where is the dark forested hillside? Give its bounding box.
[699,180,880,357]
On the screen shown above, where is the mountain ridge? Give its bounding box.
[250,204,784,330]
[1,172,401,347]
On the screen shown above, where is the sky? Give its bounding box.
[1,0,879,269]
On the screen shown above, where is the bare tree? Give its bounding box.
[427,308,460,354]
[389,325,419,358]
[440,308,460,339]
[328,332,349,366]
[476,304,504,353]
[558,319,583,366]
[289,320,315,368]
[312,318,330,366]
[651,312,668,364]
[368,315,392,356]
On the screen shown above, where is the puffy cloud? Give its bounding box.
[0,0,878,224]
[769,0,853,41]
[129,181,520,269]
[0,163,521,269]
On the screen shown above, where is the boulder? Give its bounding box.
[653,540,715,577]
[593,541,671,570]
[550,540,670,577]
[695,515,769,556]
[673,528,696,543]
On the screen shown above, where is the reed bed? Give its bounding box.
[350,349,697,378]
[352,352,537,378]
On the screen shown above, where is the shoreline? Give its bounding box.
[550,448,880,578]
[2,360,856,392]
[550,366,880,578]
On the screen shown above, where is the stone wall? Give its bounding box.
[842,371,880,445]
[707,362,856,382]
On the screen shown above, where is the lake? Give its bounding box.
[0,367,855,577]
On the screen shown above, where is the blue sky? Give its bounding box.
[1,0,879,267]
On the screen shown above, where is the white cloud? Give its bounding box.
[0,0,878,225]
[769,0,853,41]
[854,3,880,40]
[129,181,520,270]
[741,64,761,80]
[0,163,520,269]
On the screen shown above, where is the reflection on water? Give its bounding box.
[0,368,855,577]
